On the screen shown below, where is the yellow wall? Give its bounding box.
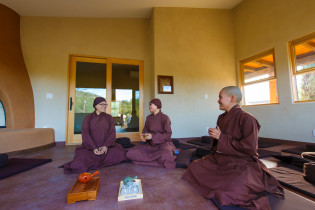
[20,17,151,141]
[19,2,314,142]
[234,0,315,142]
[20,8,236,141]
[0,4,35,129]
[152,8,236,137]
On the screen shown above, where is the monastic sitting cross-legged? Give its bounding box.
[63,97,127,174]
[182,86,284,210]
[126,98,176,169]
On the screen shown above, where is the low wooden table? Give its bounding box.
[67,176,100,204]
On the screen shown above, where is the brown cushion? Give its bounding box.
[304,162,315,184]
[306,144,315,152]
[0,153,8,168]
[175,149,195,168]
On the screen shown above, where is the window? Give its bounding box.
[289,33,315,102]
[239,49,278,106]
[0,100,5,128]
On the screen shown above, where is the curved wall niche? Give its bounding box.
[0,4,35,129]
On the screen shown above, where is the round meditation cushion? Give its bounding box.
[0,153,8,168]
[304,162,315,184]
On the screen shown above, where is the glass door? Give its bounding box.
[107,58,144,141]
[67,56,144,144]
[67,56,108,144]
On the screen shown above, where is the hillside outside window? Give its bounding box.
[289,33,315,102]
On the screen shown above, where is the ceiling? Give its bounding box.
[0,0,243,18]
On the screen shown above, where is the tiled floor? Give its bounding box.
[0,142,315,210]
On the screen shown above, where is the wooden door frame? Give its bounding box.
[66,55,144,144]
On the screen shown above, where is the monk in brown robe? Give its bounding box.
[182,86,284,210]
[126,98,176,168]
[63,97,127,174]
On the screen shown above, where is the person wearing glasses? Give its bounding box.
[126,98,176,168]
[63,97,127,174]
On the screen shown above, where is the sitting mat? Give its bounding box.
[175,149,195,168]
[187,139,211,147]
[271,154,309,168]
[0,153,8,168]
[172,139,196,150]
[258,141,281,148]
[304,162,315,184]
[0,158,52,180]
[269,167,315,198]
[116,137,135,148]
[282,144,315,155]
[258,149,280,158]
[281,146,306,155]
[195,147,211,157]
[191,147,279,159]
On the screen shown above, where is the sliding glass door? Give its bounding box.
[66,56,144,144]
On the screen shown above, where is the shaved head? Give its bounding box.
[221,86,242,103]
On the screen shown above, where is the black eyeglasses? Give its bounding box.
[99,103,108,106]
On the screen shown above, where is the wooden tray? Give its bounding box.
[67,176,100,204]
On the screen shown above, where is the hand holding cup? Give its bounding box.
[208,126,221,140]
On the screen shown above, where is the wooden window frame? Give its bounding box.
[289,33,315,103]
[239,49,279,106]
[66,55,145,144]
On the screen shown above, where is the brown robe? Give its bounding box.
[126,111,176,168]
[63,112,127,174]
[182,105,283,210]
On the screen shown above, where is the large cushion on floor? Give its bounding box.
[258,149,281,158]
[306,144,315,151]
[258,141,281,148]
[116,137,135,148]
[271,154,309,168]
[187,136,212,147]
[175,149,195,168]
[195,147,211,157]
[304,162,315,184]
[281,144,315,155]
[172,139,196,150]
[0,153,8,168]
[269,166,315,198]
[0,158,52,180]
[192,147,280,159]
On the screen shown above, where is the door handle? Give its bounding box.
[70,97,73,110]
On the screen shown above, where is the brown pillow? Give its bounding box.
[304,162,315,184]
[0,153,8,168]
